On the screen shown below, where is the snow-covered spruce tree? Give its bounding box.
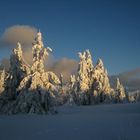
[15,31,60,114]
[70,75,76,90]
[74,50,114,105]
[135,92,140,102]
[57,74,77,106]
[77,52,89,92]
[85,50,93,78]
[0,42,30,113]
[5,42,30,99]
[115,78,126,103]
[0,31,60,114]
[74,50,93,105]
[66,74,76,105]
[128,94,136,103]
[76,51,91,105]
[0,70,7,94]
[91,59,114,104]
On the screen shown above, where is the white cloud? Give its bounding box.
[0,25,37,47]
[48,58,78,82]
[110,68,140,90]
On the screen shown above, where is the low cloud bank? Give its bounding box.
[110,68,140,91]
[0,25,37,47]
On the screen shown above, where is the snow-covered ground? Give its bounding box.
[0,103,140,140]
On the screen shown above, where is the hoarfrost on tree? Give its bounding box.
[0,31,60,114]
[0,30,135,115]
[115,78,126,102]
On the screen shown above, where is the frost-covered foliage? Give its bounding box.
[115,78,126,103]
[0,31,60,114]
[5,42,30,98]
[67,50,126,105]
[127,90,140,103]
[0,70,7,94]
[0,31,137,115]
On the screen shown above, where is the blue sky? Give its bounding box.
[0,0,140,75]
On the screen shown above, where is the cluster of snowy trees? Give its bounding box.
[62,50,128,105]
[0,32,60,114]
[0,32,139,114]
